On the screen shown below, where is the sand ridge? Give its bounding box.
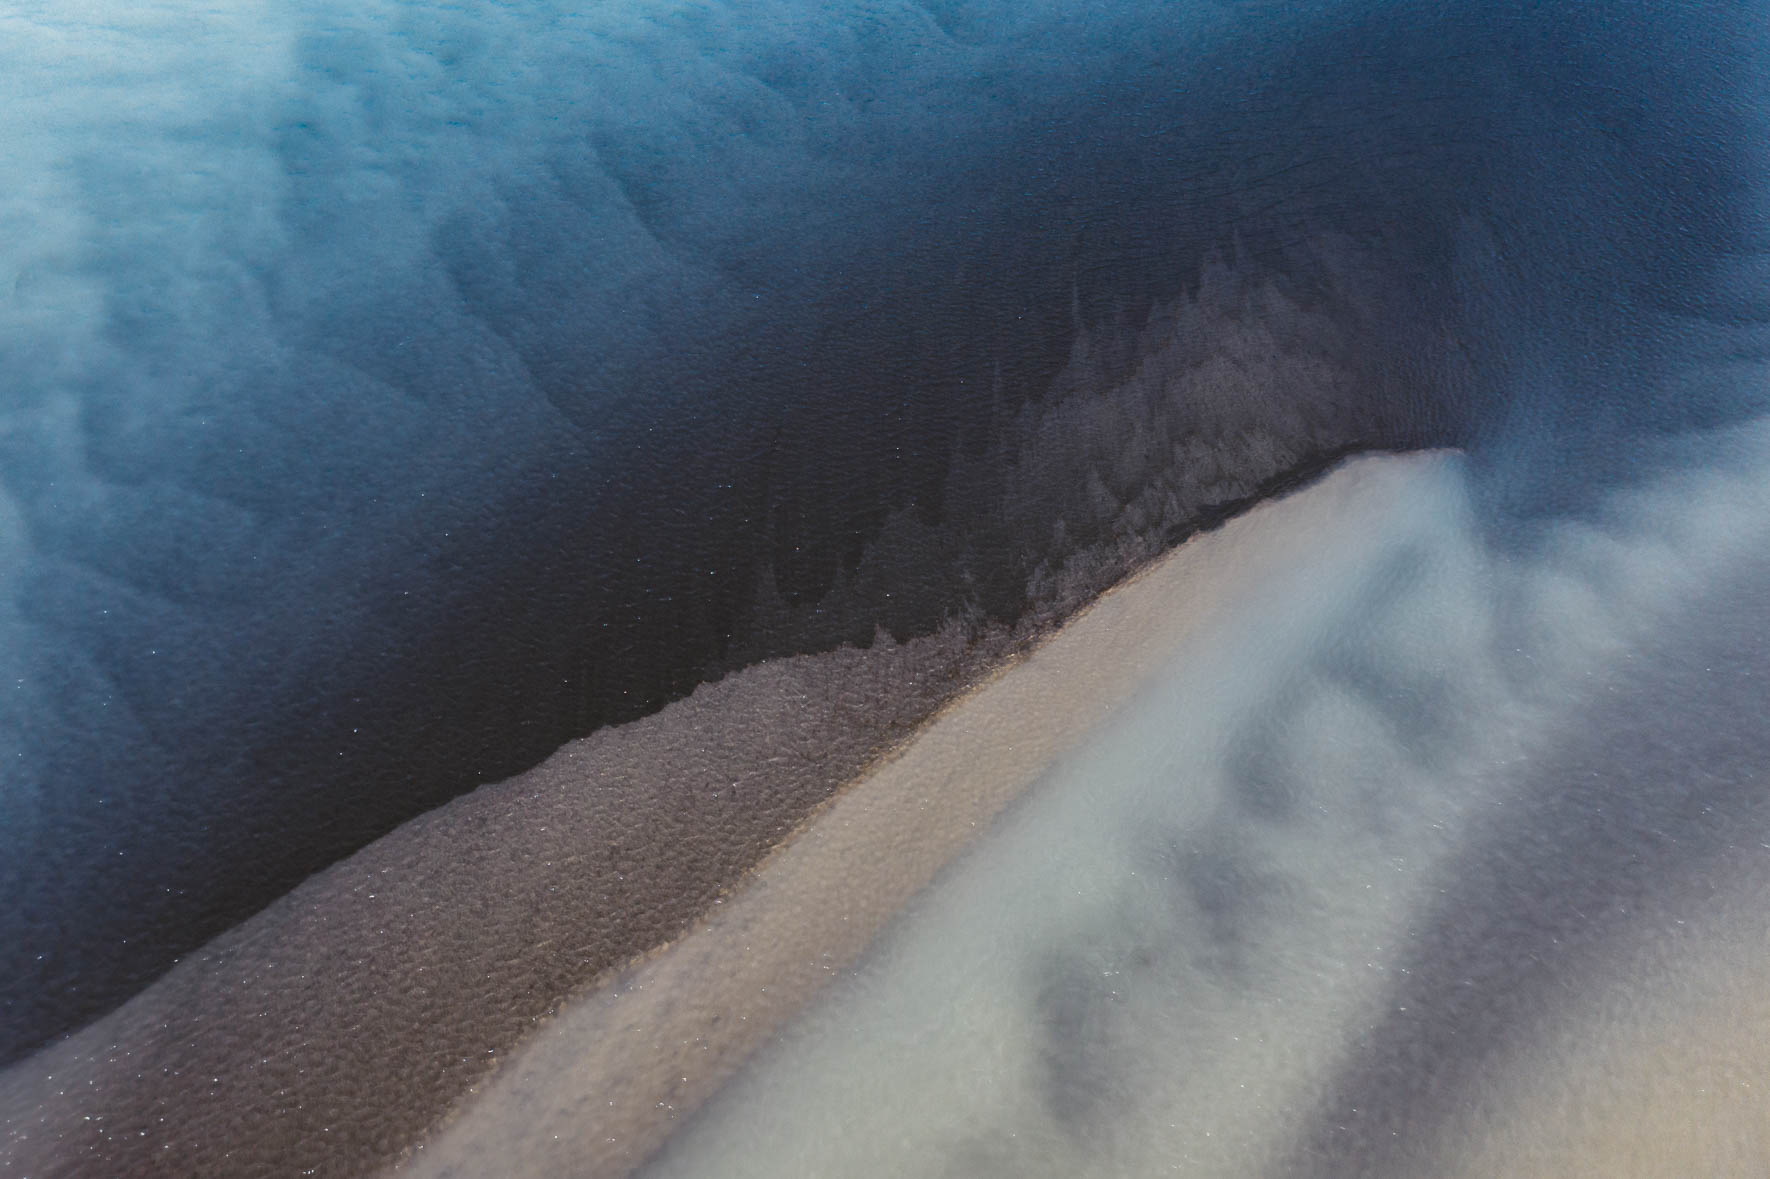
[394,453,1455,1178]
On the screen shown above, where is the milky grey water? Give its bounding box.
[639,433,1770,1178]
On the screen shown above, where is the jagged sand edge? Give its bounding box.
[394,451,1456,1179]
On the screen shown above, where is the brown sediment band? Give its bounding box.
[0,454,1418,1179]
[0,619,1026,1179]
[0,239,1414,1179]
[392,455,1445,1178]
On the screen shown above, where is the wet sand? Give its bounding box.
[392,452,1454,1178]
[0,611,1024,1178]
[1443,892,1770,1179]
[13,442,1770,1179]
[0,443,1405,1179]
[619,428,1770,1179]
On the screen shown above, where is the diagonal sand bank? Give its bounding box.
[0,451,1419,1179]
[627,427,1770,1179]
[14,436,1770,1179]
[393,452,1461,1177]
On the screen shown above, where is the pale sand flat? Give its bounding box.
[0,452,1432,1179]
[394,451,1457,1178]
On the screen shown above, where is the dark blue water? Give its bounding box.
[2,0,1765,1068]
